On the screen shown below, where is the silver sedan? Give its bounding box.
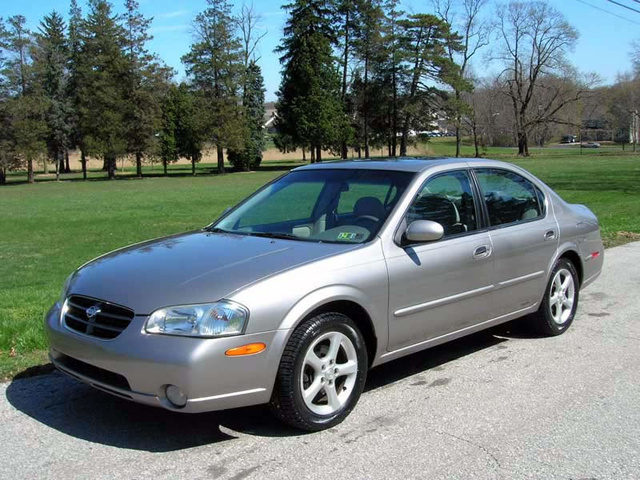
[45,158,603,431]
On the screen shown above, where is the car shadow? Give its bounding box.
[5,319,534,452]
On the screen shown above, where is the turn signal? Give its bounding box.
[225,342,266,356]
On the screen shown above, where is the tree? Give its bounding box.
[378,0,404,156]
[77,0,128,179]
[67,0,86,178]
[352,0,384,159]
[122,0,172,178]
[228,61,265,171]
[182,0,244,174]
[434,0,490,157]
[34,11,71,180]
[495,1,580,156]
[335,0,359,159]
[1,15,47,184]
[397,14,461,156]
[275,0,348,162]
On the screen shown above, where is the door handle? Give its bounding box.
[473,245,491,259]
[544,230,557,240]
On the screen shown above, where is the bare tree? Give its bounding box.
[494,1,582,156]
[434,0,491,157]
[238,3,266,71]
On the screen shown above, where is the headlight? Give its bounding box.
[59,274,73,306]
[145,301,249,338]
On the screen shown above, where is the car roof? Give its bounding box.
[292,157,514,174]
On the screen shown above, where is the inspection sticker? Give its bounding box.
[337,232,359,241]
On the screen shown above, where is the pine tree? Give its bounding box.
[77,0,128,180]
[275,0,348,162]
[397,14,460,156]
[34,11,71,180]
[182,0,244,174]
[1,15,47,184]
[228,61,265,171]
[352,0,384,158]
[67,0,86,178]
[123,0,172,178]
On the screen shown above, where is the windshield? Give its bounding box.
[214,169,415,244]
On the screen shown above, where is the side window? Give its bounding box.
[406,170,478,237]
[475,168,543,227]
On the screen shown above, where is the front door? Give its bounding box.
[385,170,494,351]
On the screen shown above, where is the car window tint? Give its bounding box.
[337,180,394,214]
[238,181,323,227]
[475,168,543,226]
[406,170,478,237]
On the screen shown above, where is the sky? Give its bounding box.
[2,0,639,101]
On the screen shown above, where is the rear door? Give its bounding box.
[385,169,494,351]
[473,168,558,317]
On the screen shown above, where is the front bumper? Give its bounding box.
[45,303,289,413]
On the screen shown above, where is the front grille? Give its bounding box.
[64,295,134,340]
[55,353,131,391]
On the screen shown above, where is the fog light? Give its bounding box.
[165,385,187,408]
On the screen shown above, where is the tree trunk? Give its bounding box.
[107,155,116,179]
[65,149,71,173]
[81,150,87,180]
[455,125,461,158]
[163,159,168,175]
[27,158,34,184]
[517,132,529,157]
[340,9,350,160]
[43,157,49,174]
[59,155,65,176]
[217,145,225,174]
[363,52,370,159]
[316,146,322,163]
[310,148,316,164]
[55,150,60,181]
[136,151,143,178]
[0,168,5,185]
[400,113,411,156]
[191,155,196,176]
[302,148,306,163]
[473,124,480,158]
[102,157,108,171]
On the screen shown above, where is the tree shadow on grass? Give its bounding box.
[3,163,300,186]
[5,319,535,452]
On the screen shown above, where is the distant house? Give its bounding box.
[264,102,277,134]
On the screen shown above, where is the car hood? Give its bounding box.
[68,231,359,314]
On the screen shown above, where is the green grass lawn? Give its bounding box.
[1,147,639,379]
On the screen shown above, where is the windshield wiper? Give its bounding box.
[248,232,301,241]
[205,226,230,233]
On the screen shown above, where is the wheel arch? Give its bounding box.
[559,249,583,287]
[278,287,381,368]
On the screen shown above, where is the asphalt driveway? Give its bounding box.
[1,242,639,480]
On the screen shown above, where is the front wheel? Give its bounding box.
[270,312,368,431]
[531,258,579,336]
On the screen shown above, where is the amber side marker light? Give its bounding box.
[225,343,266,356]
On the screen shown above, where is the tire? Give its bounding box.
[531,257,580,336]
[270,312,368,431]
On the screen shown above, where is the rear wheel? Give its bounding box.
[531,258,579,336]
[270,313,368,431]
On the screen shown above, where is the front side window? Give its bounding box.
[406,170,478,237]
[474,168,543,227]
[215,169,414,244]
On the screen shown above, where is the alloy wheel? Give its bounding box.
[300,331,358,415]
[549,267,576,325]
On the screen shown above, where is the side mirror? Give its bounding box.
[405,220,444,243]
